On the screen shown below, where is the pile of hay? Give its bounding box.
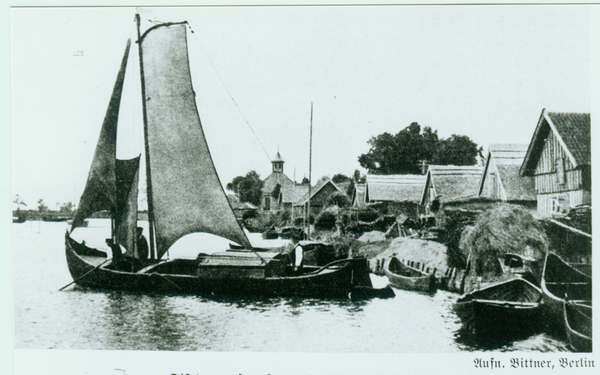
[443,209,481,269]
[460,204,548,278]
[357,231,387,243]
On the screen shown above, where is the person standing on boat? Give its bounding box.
[106,238,122,264]
[284,232,304,274]
[136,227,149,261]
[293,242,304,273]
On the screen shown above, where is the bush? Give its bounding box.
[293,215,315,227]
[357,209,380,222]
[315,211,337,230]
[325,192,350,208]
[242,210,258,220]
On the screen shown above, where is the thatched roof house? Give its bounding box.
[365,174,425,203]
[364,174,425,217]
[520,109,591,218]
[478,144,536,205]
[420,165,484,210]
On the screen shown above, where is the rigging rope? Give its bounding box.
[186,22,272,162]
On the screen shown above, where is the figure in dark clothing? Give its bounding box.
[106,238,122,262]
[136,227,149,261]
[106,238,128,270]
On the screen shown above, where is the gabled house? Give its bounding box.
[478,144,536,208]
[281,183,310,216]
[293,179,344,219]
[520,109,591,218]
[261,152,295,211]
[364,174,425,217]
[420,165,484,212]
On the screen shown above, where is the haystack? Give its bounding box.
[460,204,548,279]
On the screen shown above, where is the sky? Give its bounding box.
[10,5,594,210]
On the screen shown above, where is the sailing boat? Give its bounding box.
[65,15,372,297]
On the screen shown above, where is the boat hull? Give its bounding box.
[66,234,371,297]
[564,300,592,352]
[540,253,592,335]
[454,278,544,338]
[383,257,436,293]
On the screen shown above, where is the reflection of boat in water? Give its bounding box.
[65,14,372,297]
[563,296,592,352]
[541,252,592,333]
[454,278,543,337]
[383,257,436,293]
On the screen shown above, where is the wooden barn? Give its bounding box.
[293,179,345,219]
[478,143,536,210]
[520,109,590,218]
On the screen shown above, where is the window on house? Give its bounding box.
[264,197,270,211]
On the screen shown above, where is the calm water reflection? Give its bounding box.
[13,220,571,352]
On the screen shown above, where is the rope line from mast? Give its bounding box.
[186,22,272,162]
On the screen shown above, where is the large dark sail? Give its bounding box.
[115,156,140,254]
[71,39,132,231]
[139,23,252,259]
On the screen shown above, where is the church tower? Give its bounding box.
[272,151,284,173]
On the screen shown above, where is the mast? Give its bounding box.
[136,13,157,260]
[307,102,313,240]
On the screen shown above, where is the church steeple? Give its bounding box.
[272,150,284,173]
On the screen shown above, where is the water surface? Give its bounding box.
[13,220,571,352]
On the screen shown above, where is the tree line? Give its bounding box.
[228,121,481,204]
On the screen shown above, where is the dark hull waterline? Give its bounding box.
[65,235,372,297]
[454,278,544,337]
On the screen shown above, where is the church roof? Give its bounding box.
[263,172,294,193]
[272,151,284,162]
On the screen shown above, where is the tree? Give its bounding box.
[431,134,482,166]
[226,171,264,207]
[331,174,351,184]
[300,177,309,185]
[358,122,479,174]
[60,202,75,214]
[13,194,27,209]
[37,199,48,212]
[353,170,366,183]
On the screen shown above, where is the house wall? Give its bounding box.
[533,130,590,217]
[481,162,504,200]
[420,176,434,214]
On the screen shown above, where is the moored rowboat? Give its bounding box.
[540,252,592,334]
[563,297,592,352]
[454,277,544,337]
[383,257,436,293]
